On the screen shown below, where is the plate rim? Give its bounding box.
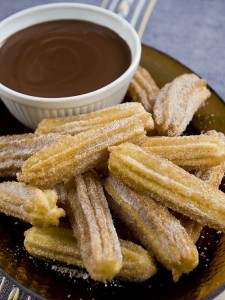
[0,44,225,300]
[0,268,46,300]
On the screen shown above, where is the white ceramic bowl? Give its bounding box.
[0,3,141,129]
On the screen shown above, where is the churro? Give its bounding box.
[153,73,211,136]
[140,135,225,169]
[24,226,157,282]
[35,102,154,135]
[64,170,122,282]
[127,65,159,112]
[104,175,198,281]
[0,133,59,177]
[177,162,225,244]
[0,181,65,227]
[175,131,225,243]
[191,130,225,186]
[18,115,149,189]
[117,239,157,281]
[183,149,225,242]
[1,69,223,286]
[108,142,225,232]
[173,213,202,244]
[190,131,225,187]
[194,165,225,189]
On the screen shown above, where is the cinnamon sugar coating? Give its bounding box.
[18,115,149,189]
[141,134,225,169]
[178,130,225,243]
[127,65,159,112]
[0,72,223,285]
[108,142,225,232]
[0,181,65,227]
[24,226,157,282]
[64,170,122,282]
[35,102,154,135]
[153,73,211,136]
[104,175,198,282]
[178,149,225,245]
[0,133,59,177]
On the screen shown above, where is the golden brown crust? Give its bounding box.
[127,66,159,112]
[35,102,154,135]
[175,130,225,245]
[104,175,198,281]
[153,73,211,136]
[0,181,65,226]
[0,133,59,177]
[141,134,225,169]
[64,170,122,282]
[24,226,157,282]
[18,115,149,189]
[108,142,225,232]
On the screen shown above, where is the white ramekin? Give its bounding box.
[0,3,141,129]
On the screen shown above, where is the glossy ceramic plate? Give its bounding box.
[0,45,225,300]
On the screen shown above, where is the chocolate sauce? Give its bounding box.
[0,20,131,98]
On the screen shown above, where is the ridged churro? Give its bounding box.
[24,226,157,282]
[127,65,159,112]
[35,102,154,135]
[181,147,225,242]
[117,239,157,282]
[191,130,225,186]
[176,130,225,243]
[177,161,225,244]
[104,175,198,281]
[64,170,122,282]
[173,213,202,244]
[0,182,65,227]
[0,64,223,289]
[194,165,225,189]
[153,73,211,136]
[0,133,59,177]
[140,135,225,169]
[18,115,149,189]
[108,142,225,232]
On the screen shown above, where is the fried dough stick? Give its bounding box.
[127,66,159,112]
[0,133,59,177]
[0,181,65,227]
[104,175,198,282]
[35,102,154,135]
[24,226,157,282]
[18,115,150,189]
[153,73,211,136]
[108,142,225,232]
[141,135,225,169]
[64,170,122,282]
[178,130,225,242]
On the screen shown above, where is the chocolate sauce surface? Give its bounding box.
[0,20,131,98]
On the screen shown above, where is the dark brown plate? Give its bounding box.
[0,45,225,300]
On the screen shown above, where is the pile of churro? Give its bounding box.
[1,67,225,284]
